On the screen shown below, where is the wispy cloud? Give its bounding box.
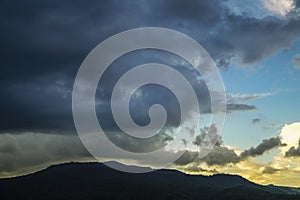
[226,92,273,112]
[227,103,256,112]
[227,92,273,103]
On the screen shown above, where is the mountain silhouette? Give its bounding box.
[0,162,299,200]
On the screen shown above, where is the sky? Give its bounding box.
[1,0,300,187]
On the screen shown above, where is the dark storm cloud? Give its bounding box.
[207,15,300,66]
[96,49,212,131]
[285,139,300,157]
[239,137,286,159]
[1,0,300,134]
[0,74,75,133]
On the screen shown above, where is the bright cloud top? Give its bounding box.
[279,122,300,154]
[262,0,295,16]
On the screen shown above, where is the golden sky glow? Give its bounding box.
[175,122,300,187]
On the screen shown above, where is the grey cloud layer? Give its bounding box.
[239,137,286,159]
[0,132,293,176]
[175,136,285,166]
[0,133,92,177]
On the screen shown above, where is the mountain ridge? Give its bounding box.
[0,162,299,200]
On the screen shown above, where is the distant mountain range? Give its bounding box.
[0,162,300,200]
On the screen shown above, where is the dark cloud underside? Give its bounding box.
[0,0,300,134]
[285,139,300,157]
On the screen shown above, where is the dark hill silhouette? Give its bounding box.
[0,162,299,200]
